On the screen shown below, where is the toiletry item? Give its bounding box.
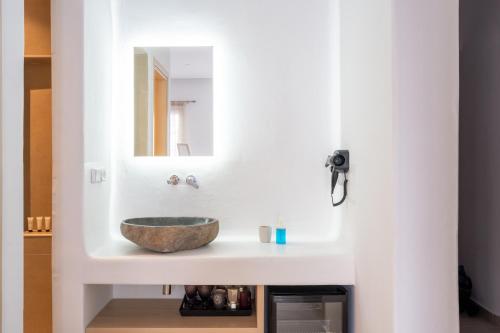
[276,227,287,244]
[198,285,214,309]
[227,287,239,310]
[197,285,214,301]
[36,217,43,232]
[27,217,34,232]
[259,226,272,243]
[212,289,227,310]
[184,285,198,306]
[44,216,51,232]
[184,285,198,299]
[239,286,251,310]
[276,217,287,245]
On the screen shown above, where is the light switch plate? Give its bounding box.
[90,168,107,184]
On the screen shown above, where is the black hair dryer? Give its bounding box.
[325,150,349,207]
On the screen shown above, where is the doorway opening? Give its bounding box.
[153,66,169,156]
[459,0,500,332]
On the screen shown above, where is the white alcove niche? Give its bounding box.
[82,0,348,267]
[73,0,355,315]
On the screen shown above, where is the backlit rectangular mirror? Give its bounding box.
[134,46,213,156]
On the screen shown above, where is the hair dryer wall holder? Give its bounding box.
[325,150,349,207]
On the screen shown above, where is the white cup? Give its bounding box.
[259,226,272,243]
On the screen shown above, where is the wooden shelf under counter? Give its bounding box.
[87,286,265,333]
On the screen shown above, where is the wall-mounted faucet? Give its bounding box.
[186,175,199,189]
[167,174,199,189]
[167,175,180,185]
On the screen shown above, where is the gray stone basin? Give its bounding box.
[120,217,219,253]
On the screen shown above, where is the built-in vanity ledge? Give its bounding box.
[83,239,355,285]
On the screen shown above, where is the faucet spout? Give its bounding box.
[186,175,199,189]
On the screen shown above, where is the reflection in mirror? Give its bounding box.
[134,46,213,156]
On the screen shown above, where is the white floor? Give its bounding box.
[461,315,500,333]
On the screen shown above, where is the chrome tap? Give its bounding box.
[167,175,180,185]
[186,175,199,189]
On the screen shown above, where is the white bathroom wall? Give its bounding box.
[83,0,114,252]
[52,0,87,330]
[0,16,2,323]
[52,0,114,332]
[109,0,342,243]
[83,284,113,327]
[339,1,395,332]
[340,0,459,332]
[0,0,24,331]
[170,78,213,156]
[0,8,4,324]
[82,0,115,323]
[393,0,459,332]
[51,0,461,332]
[459,0,500,316]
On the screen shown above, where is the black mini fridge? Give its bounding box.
[267,286,348,333]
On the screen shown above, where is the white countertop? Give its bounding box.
[83,239,355,285]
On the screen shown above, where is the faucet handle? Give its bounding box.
[167,175,180,185]
[186,175,199,189]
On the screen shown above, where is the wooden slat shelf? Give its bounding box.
[87,299,259,333]
[87,286,264,333]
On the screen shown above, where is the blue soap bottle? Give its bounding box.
[276,217,287,245]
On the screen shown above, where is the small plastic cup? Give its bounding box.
[259,226,272,243]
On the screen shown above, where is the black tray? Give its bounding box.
[179,296,252,316]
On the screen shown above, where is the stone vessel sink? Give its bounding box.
[121,217,219,253]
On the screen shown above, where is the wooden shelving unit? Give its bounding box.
[24,54,51,65]
[24,0,53,332]
[87,286,265,333]
[24,231,52,238]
